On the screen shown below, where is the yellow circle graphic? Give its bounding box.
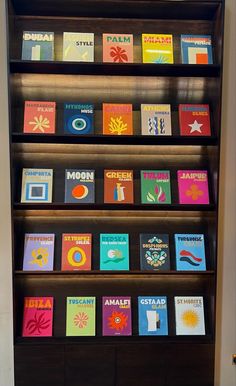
[67,246,86,267]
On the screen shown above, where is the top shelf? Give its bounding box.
[10,60,221,77]
[10,0,222,20]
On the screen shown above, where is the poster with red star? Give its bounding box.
[179,104,211,136]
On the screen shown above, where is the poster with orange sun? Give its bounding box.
[64,169,95,203]
[102,296,132,336]
[61,233,92,271]
[175,296,205,335]
[23,101,56,134]
[177,170,209,204]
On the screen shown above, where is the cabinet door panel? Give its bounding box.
[117,344,168,386]
[14,345,64,386]
[116,343,214,386]
[65,345,115,386]
[165,343,214,386]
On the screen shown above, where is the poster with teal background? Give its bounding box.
[100,233,129,270]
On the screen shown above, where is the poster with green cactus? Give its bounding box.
[141,170,171,204]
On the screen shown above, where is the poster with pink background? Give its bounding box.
[177,170,209,204]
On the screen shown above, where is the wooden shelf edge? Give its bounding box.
[12,133,218,146]
[13,203,216,211]
[10,60,221,77]
[14,270,215,277]
[14,335,214,345]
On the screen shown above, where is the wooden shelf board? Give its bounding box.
[12,133,218,146]
[11,0,221,20]
[14,335,214,345]
[15,270,215,278]
[13,203,216,210]
[10,60,221,77]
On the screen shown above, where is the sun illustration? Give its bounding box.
[30,247,49,267]
[29,115,50,132]
[182,310,199,328]
[108,311,128,331]
[186,184,203,201]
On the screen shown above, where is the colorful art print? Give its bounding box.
[64,169,95,203]
[142,34,174,63]
[61,233,92,271]
[177,170,209,204]
[23,233,55,271]
[175,234,206,271]
[22,297,53,337]
[66,297,96,336]
[181,35,213,64]
[175,296,205,335]
[179,104,211,136]
[22,31,54,60]
[140,234,170,270]
[63,32,94,62]
[102,296,132,336]
[23,101,56,134]
[138,296,168,335]
[100,233,129,270]
[104,169,134,204]
[103,103,133,135]
[103,34,133,63]
[141,170,171,204]
[141,104,172,136]
[21,168,53,203]
[64,103,94,135]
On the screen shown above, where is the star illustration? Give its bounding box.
[188,120,203,133]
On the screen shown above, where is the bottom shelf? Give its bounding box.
[14,341,215,386]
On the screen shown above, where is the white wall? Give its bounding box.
[0,1,14,386]
[0,1,235,386]
[215,0,236,384]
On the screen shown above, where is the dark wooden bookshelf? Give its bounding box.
[7,0,224,385]
[10,60,221,77]
[13,203,216,211]
[12,133,219,146]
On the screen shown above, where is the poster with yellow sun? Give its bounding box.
[175,296,205,335]
[23,101,56,134]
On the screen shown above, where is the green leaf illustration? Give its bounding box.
[146,192,155,202]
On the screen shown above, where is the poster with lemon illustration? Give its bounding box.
[175,296,205,335]
[23,233,55,271]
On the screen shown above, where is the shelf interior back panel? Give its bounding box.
[10,16,218,62]
[10,73,222,137]
[14,275,215,339]
[13,215,217,271]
